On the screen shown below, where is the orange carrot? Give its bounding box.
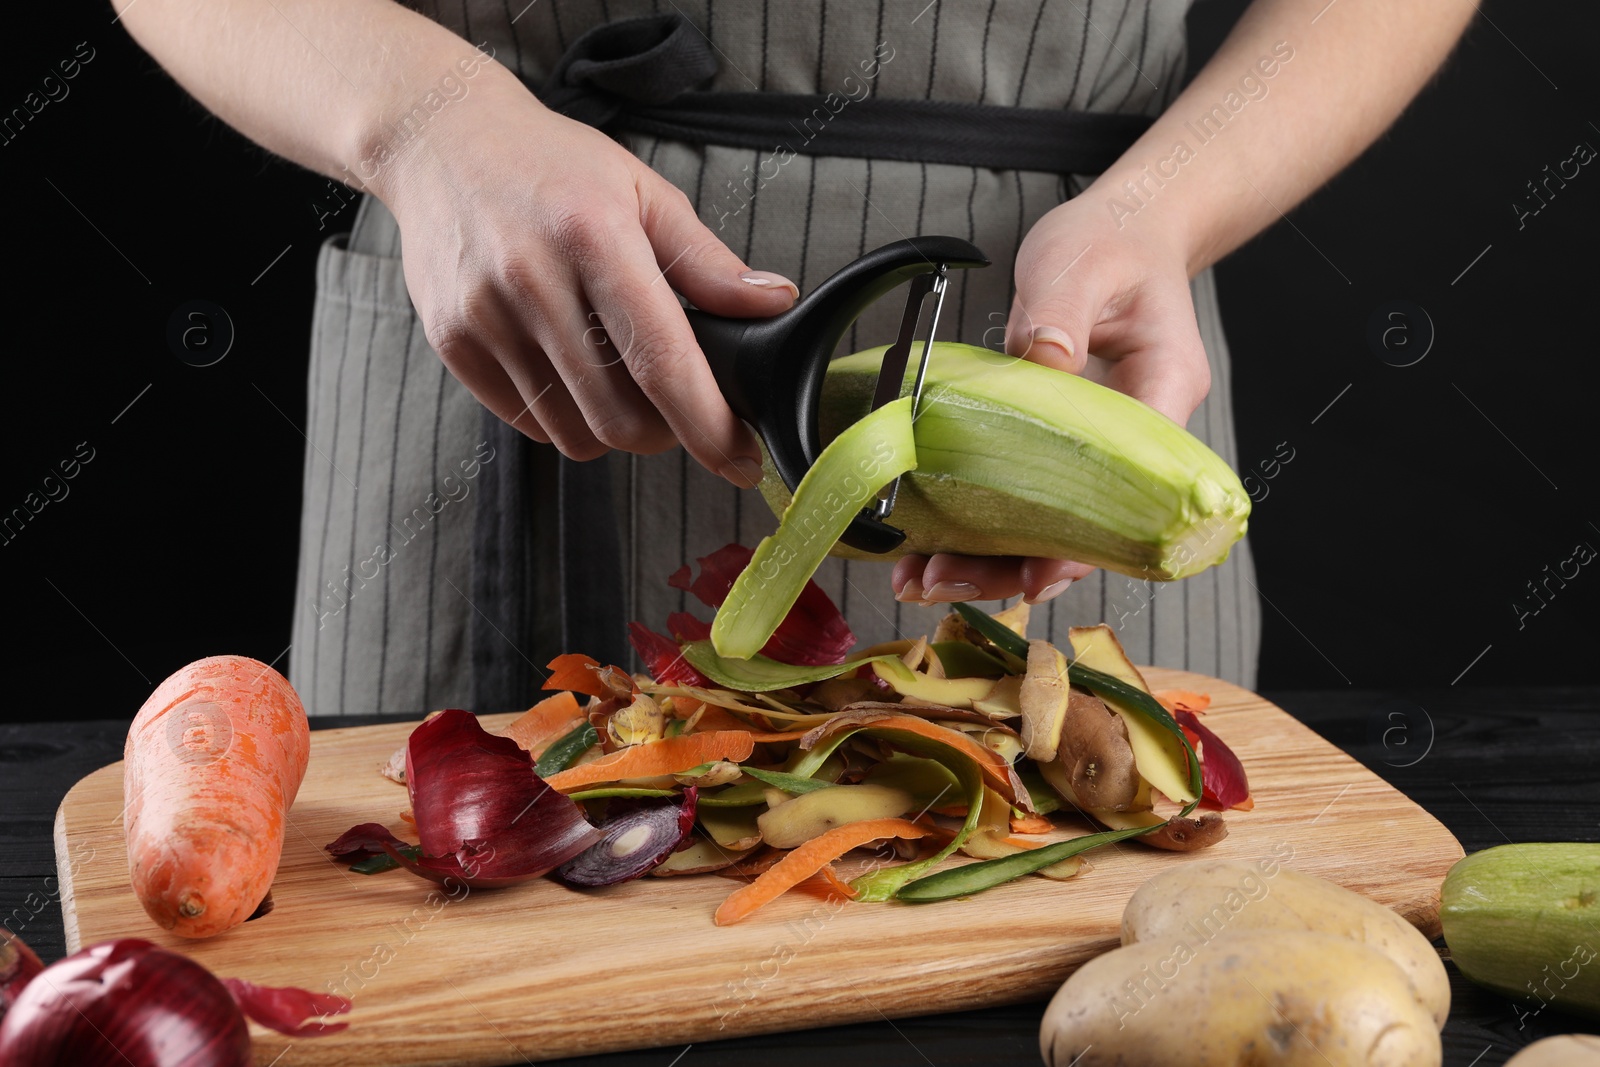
[500,691,584,757]
[123,655,310,939]
[542,731,757,792]
[542,653,609,697]
[713,818,927,925]
[1009,812,1056,835]
[1154,689,1212,714]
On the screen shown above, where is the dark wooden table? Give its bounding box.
[5,687,1596,1066]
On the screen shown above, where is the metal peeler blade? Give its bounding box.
[867,263,949,523]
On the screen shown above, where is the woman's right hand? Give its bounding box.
[376,65,797,487]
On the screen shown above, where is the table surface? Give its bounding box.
[5,686,1597,1066]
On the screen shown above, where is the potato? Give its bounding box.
[1504,1035,1600,1066]
[1121,858,1449,1028]
[1040,931,1440,1066]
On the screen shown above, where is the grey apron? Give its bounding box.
[289,0,1261,715]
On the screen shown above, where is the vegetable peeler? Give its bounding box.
[687,236,989,554]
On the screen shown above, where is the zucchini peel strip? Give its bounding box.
[712,397,917,660]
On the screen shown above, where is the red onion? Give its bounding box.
[0,930,44,1024]
[327,709,602,887]
[0,939,350,1066]
[0,939,248,1066]
[558,788,699,887]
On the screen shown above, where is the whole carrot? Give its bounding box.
[123,656,310,939]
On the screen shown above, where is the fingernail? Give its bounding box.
[724,457,765,488]
[1028,326,1076,364]
[923,581,982,603]
[894,577,925,603]
[740,270,800,300]
[1025,578,1074,605]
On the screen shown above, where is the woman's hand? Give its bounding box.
[380,67,798,487]
[891,190,1211,607]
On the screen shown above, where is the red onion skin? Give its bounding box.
[1,930,46,1024]
[628,622,711,687]
[0,939,250,1067]
[668,544,854,664]
[401,709,602,884]
[1175,709,1251,810]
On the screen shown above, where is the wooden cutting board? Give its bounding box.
[55,667,1462,1067]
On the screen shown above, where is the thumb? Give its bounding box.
[636,172,798,317]
[1003,262,1099,376]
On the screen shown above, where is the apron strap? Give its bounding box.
[539,13,1154,174]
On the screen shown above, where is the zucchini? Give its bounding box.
[760,343,1249,581]
[1441,842,1600,1020]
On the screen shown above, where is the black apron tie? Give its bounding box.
[540,14,719,129]
[535,13,1154,174]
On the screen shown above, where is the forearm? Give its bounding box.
[1091,0,1476,274]
[111,0,522,204]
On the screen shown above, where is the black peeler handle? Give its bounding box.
[687,235,988,554]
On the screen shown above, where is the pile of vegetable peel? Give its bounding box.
[329,545,1251,926]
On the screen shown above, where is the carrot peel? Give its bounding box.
[1154,689,1212,714]
[714,818,925,925]
[543,731,756,792]
[1010,812,1056,835]
[500,690,584,757]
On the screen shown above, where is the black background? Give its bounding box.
[2,1,1596,723]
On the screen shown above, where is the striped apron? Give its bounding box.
[290,0,1261,716]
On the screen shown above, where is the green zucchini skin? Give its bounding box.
[1440,842,1600,1020]
[759,343,1250,581]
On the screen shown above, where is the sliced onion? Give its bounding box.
[557,788,698,887]
[328,709,602,887]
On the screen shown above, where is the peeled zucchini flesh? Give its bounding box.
[760,343,1250,581]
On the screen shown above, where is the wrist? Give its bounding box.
[344,37,531,214]
[1076,163,1204,273]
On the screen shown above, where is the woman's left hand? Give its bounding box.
[891,190,1212,607]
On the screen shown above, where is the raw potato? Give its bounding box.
[1504,1035,1600,1066]
[1040,931,1441,1066]
[1121,859,1450,1028]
